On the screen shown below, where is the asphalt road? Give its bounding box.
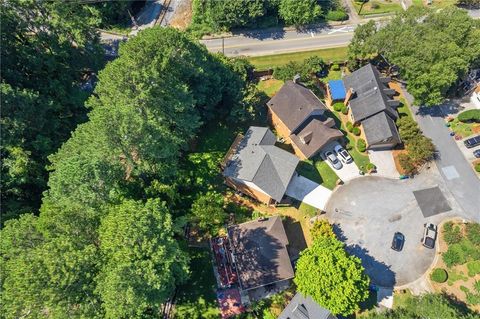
[200,24,356,57]
[401,88,480,219]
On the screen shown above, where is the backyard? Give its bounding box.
[428,220,480,312]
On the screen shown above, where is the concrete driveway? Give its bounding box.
[322,143,361,182]
[368,149,400,178]
[286,174,332,211]
[325,170,471,287]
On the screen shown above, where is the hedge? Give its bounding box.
[357,138,366,152]
[430,268,448,283]
[326,10,348,21]
[333,103,344,112]
[458,109,480,123]
[346,122,354,133]
[366,163,376,171]
[352,127,361,136]
[475,163,480,173]
[341,106,348,115]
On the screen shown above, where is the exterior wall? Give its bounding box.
[225,177,273,205]
[267,106,292,139]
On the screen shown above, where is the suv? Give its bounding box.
[391,232,405,251]
[464,135,480,148]
[474,149,480,158]
[422,223,437,249]
[324,151,343,170]
[334,144,353,164]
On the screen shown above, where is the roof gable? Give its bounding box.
[278,293,336,319]
[362,112,401,146]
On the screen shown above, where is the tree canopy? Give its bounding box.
[0,0,103,223]
[348,7,480,106]
[278,0,322,27]
[294,236,370,316]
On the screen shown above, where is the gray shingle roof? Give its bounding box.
[343,64,398,122]
[267,81,327,132]
[228,216,294,291]
[278,293,337,319]
[223,127,299,202]
[362,112,401,146]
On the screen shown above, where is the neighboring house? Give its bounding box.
[228,216,295,299]
[278,292,337,319]
[222,126,299,205]
[342,63,401,150]
[267,80,344,159]
[472,84,480,109]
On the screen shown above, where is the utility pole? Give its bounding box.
[222,37,225,55]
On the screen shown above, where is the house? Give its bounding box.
[267,80,344,159]
[342,63,401,150]
[278,293,337,319]
[222,126,299,205]
[228,216,295,299]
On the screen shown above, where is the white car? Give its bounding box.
[422,223,437,249]
[324,151,343,170]
[334,144,353,164]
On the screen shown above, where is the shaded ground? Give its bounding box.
[325,170,469,287]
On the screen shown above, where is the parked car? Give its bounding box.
[324,151,343,170]
[334,144,353,164]
[422,223,437,249]
[474,149,480,158]
[464,135,480,148]
[391,232,405,251]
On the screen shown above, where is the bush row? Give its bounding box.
[458,109,480,123]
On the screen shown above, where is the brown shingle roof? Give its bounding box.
[267,81,327,132]
[290,118,344,159]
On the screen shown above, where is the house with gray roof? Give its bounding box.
[222,127,299,205]
[228,216,294,296]
[267,80,344,159]
[342,63,401,150]
[278,293,337,319]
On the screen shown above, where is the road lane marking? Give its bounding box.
[442,166,460,180]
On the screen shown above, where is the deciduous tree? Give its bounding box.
[278,0,322,27]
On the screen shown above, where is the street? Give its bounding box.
[200,24,356,57]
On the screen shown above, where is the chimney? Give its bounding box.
[344,88,355,106]
[299,131,313,145]
[293,74,301,84]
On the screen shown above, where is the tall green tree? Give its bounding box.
[97,199,189,318]
[190,191,228,237]
[294,237,370,316]
[278,0,322,27]
[0,0,103,222]
[347,7,480,106]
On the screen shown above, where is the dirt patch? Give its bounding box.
[428,220,480,312]
[473,124,480,134]
[392,149,408,175]
[169,0,192,30]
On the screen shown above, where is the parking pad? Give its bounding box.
[413,187,452,218]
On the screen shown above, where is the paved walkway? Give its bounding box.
[368,149,400,179]
[285,174,332,211]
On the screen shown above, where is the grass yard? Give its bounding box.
[257,78,284,97]
[353,0,402,15]
[448,118,479,139]
[296,160,340,190]
[393,289,413,309]
[247,47,348,69]
[174,247,219,317]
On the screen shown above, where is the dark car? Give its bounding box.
[422,223,438,249]
[474,149,480,158]
[464,135,480,148]
[391,232,405,251]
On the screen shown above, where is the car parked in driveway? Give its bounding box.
[334,144,353,164]
[464,135,480,148]
[474,149,480,158]
[324,151,343,170]
[391,232,405,251]
[422,223,437,249]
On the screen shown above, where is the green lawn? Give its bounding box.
[257,78,284,97]
[297,160,339,190]
[397,98,414,120]
[174,248,218,316]
[449,118,476,139]
[247,47,349,69]
[353,0,402,15]
[393,290,413,309]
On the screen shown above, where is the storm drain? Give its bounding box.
[413,186,452,218]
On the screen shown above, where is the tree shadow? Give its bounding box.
[233,27,287,40]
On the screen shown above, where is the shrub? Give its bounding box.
[326,10,348,21]
[365,163,376,171]
[352,126,361,136]
[273,61,302,81]
[430,268,448,283]
[406,136,435,164]
[458,109,480,123]
[466,223,480,246]
[333,103,344,112]
[443,222,462,245]
[370,1,380,9]
[341,106,348,115]
[331,63,340,71]
[346,122,354,133]
[475,163,480,173]
[357,138,366,152]
[398,153,416,175]
[467,261,480,277]
[474,280,480,293]
[397,116,421,143]
[310,219,335,239]
[443,248,462,268]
